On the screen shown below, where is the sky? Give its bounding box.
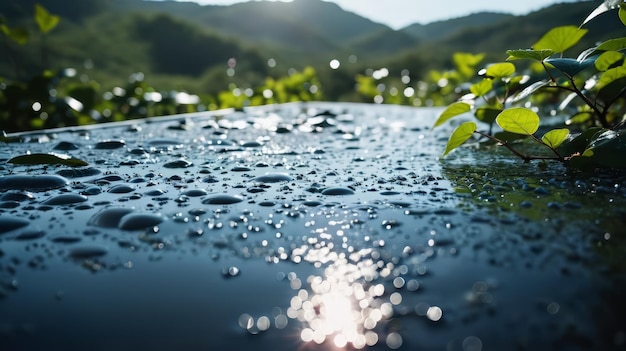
[173,0,580,29]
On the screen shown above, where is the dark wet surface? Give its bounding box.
[0,102,625,351]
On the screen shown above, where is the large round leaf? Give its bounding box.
[443,121,476,157]
[533,25,588,53]
[496,108,540,135]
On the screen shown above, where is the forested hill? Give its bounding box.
[0,0,615,97]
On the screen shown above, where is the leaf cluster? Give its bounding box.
[434,2,626,170]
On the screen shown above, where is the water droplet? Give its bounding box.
[56,167,101,178]
[94,140,125,150]
[15,229,45,241]
[69,246,108,259]
[202,194,244,205]
[182,189,208,197]
[88,207,135,228]
[0,174,69,192]
[251,173,292,183]
[53,141,80,150]
[118,213,164,231]
[108,184,135,194]
[222,266,240,277]
[43,193,88,206]
[0,216,30,234]
[321,187,354,195]
[0,191,34,202]
[163,158,193,169]
[50,236,82,244]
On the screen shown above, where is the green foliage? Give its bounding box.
[34,3,59,34]
[443,121,476,157]
[541,128,569,149]
[496,108,540,135]
[532,25,587,53]
[434,4,626,170]
[433,102,472,128]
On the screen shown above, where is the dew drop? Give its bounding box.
[251,173,293,183]
[0,174,69,192]
[118,213,164,231]
[108,184,135,194]
[43,193,88,206]
[182,189,208,197]
[321,187,354,195]
[88,207,135,228]
[94,140,125,150]
[163,158,193,169]
[202,194,244,205]
[69,246,108,259]
[0,216,30,234]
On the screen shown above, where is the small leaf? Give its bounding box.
[470,79,493,97]
[596,37,626,51]
[581,2,611,26]
[533,26,588,53]
[544,57,597,76]
[569,130,626,169]
[566,111,593,126]
[485,62,516,78]
[597,64,626,88]
[34,4,60,34]
[542,128,569,149]
[507,80,550,104]
[595,51,624,71]
[475,106,501,124]
[1,25,29,45]
[8,153,88,167]
[496,108,540,135]
[506,49,554,61]
[433,102,471,128]
[443,122,476,157]
[620,3,626,26]
[557,127,604,156]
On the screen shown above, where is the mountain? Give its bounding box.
[0,0,618,101]
[402,12,515,42]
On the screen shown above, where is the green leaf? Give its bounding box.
[620,3,626,26]
[507,80,550,104]
[433,102,471,128]
[485,62,515,78]
[597,64,626,88]
[557,127,603,156]
[8,153,88,167]
[596,37,626,51]
[565,111,593,126]
[544,57,597,76]
[541,128,569,149]
[475,106,501,124]
[595,51,624,71]
[1,25,29,45]
[34,4,60,34]
[442,122,476,157]
[470,79,493,97]
[533,26,588,53]
[581,2,611,26]
[506,49,554,61]
[496,108,540,135]
[569,130,626,169]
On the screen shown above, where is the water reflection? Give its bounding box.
[289,246,392,349]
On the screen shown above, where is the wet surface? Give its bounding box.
[0,102,625,351]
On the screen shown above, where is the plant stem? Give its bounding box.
[474,130,563,163]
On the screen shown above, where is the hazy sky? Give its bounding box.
[173,0,580,29]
